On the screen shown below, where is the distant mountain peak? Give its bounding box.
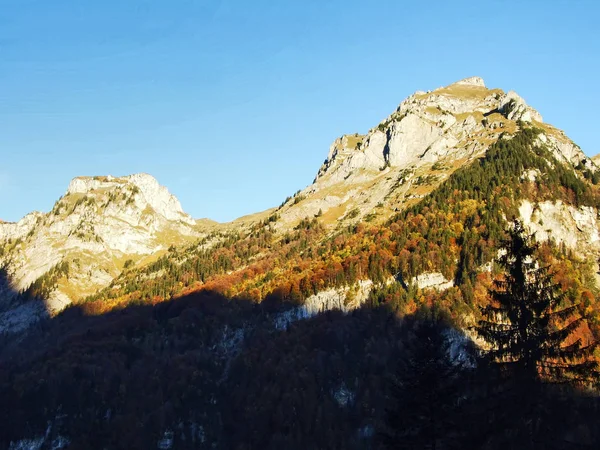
[66,172,193,225]
[68,172,156,193]
[0,172,203,320]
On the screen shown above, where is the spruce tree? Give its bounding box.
[476,220,599,448]
[477,220,597,385]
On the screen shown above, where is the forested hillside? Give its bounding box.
[84,127,600,339]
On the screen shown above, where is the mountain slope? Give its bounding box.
[2,77,599,334]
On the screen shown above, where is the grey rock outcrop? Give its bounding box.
[519,199,600,253]
[413,272,454,291]
[499,90,543,123]
[454,76,486,87]
[67,173,195,225]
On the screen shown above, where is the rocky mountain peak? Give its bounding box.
[452,76,486,87]
[499,90,543,123]
[66,173,192,224]
[0,173,203,322]
[315,78,568,184]
[277,78,589,231]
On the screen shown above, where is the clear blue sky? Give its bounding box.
[1,0,598,223]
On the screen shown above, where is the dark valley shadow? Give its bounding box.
[0,288,599,450]
[0,266,51,350]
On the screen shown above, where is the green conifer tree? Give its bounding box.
[477,220,597,384]
[476,220,599,448]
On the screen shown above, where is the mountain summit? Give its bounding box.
[0,173,202,332]
[271,77,592,229]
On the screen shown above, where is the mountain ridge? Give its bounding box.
[79,78,600,326]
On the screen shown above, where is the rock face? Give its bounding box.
[274,76,589,230]
[275,280,374,329]
[499,90,543,123]
[413,272,454,291]
[519,199,600,256]
[518,198,600,285]
[454,76,486,87]
[315,78,539,182]
[0,173,203,323]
